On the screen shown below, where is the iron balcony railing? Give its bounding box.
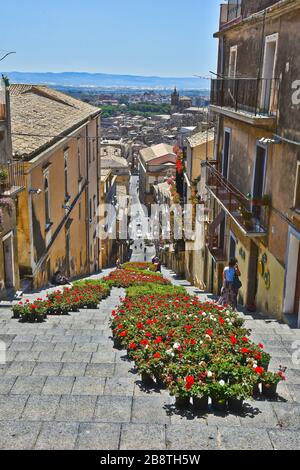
[205,163,269,236]
[210,77,279,116]
[0,161,25,196]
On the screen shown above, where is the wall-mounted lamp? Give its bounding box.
[29,188,42,195]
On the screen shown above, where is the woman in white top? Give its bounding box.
[218,258,241,310]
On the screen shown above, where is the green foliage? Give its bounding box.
[126,284,186,299]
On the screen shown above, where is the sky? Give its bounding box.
[0,0,221,77]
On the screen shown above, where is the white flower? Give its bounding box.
[202,312,206,317]
[145,345,149,349]
[199,340,203,345]
[207,371,213,378]
[173,342,180,350]
[228,322,232,326]
[205,334,212,340]
[166,349,175,357]
[253,362,258,369]
[219,380,225,386]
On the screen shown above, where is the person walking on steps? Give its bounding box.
[218,257,241,310]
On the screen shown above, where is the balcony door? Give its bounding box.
[222,128,231,179]
[252,144,267,219]
[261,33,278,113]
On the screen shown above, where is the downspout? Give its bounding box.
[85,123,90,275]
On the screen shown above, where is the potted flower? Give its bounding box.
[209,380,229,411]
[168,376,191,409]
[191,383,209,412]
[259,351,271,370]
[227,382,252,412]
[261,369,286,397]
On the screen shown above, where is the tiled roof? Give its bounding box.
[9,84,100,159]
[140,143,175,162]
[187,130,215,148]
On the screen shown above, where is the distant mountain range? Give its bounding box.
[1,71,209,90]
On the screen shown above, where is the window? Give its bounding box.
[228,46,237,78]
[64,149,69,199]
[294,162,300,212]
[44,172,51,228]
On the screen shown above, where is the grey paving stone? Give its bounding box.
[31,342,55,352]
[38,351,63,362]
[166,423,218,450]
[0,420,41,450]
[8,342,33,351]
[268,429,300,450]
[132,396,170,425]
[104,377,135,396]
[94,395,132,423]
[287,384,300,401]
[62,352,92,363]
[206,409,241,427]
[10,376,46,395]
[70,335,93,344]
[72,377,105,395]
[73,343,99,353]
[0,376,17,394]
[14,351,40,361]
[13,335,36,343]
[42,376,75,395]
[271,402,300,429]
[239,401,279,429]
[35,422,79,450]
[75,422,121,450]
[32,362,62,376]
[6,361,35,376]
[53,342,75,352]
[56,395,97,421]
[85,363,115,377]
[120,424,166,450]
[90,352,116,363]
[60,362,87,376]
[114,362,137,376]
[0,395,28,419]
[22,395,60,421]
[284,369,300,384]
[218,426,273,450]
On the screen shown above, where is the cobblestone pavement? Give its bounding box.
[0,266,300,450]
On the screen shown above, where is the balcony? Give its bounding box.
[219,1,242,30]
[205,163,269,237]
[210,78,279,126]
[0,161,25,196]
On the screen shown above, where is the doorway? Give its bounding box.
[222,129,231,179]
[2,232,15,288]
[229,231,237,260]
[261,34,278,113]
[284,230,300,326]
[252,144,267,219]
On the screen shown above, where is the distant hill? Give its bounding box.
[1,71,209,90]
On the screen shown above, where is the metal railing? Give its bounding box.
[205,162,269,235]
[0,161,25,195]
[210,77,279,116]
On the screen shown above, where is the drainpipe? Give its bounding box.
[85,123,90,275]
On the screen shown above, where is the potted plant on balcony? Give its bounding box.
[0,169,8,192]
[239,206,253,230]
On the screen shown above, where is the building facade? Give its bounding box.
[206,0,300,325]
[9,85,101,290]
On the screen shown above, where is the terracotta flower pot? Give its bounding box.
[228,398,244,412]
[192,395,209,412]
[211,397,227,412]
[175,396,190,409]
[262,382,277,397]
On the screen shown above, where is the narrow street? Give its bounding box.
[0,177,299,450]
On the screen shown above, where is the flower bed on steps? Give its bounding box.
[111,289,287,411]
[103,268,170,288]
[12,281,111,323]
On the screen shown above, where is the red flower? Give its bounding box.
[258,343,264,349]
[145,332,152,338]
[119,330,128,337]
[118,324,124,330]
[206,329,213,337]
[140,339,149,346]
[153,352,161,359]
[185,375,195,390]
[30,304,37,310]
[190,339,197,345]
[136,322,144,330]
[154,336,163,344]
[241,347,250,354]
[129,343,137,350]
[254,352,262,360]
[242,337,249,343]
[219,317,225,325]
[230,335,237,345]
[254,366,264,375]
